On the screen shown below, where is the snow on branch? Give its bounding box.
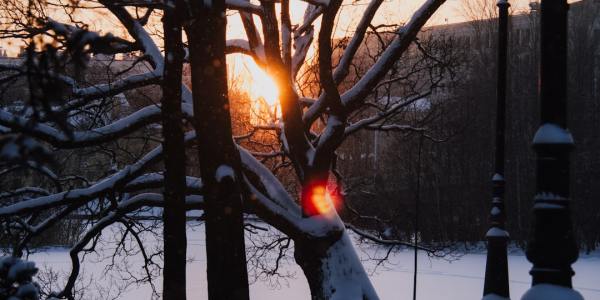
[294,5,323,38]
[299,0,329,6]
[0,61,160,104]
[240,147,344,239]
[102,3,164,70]
[291,27,314,77]
[72,71,161,101]
[302,0,382,127]
[341,0,446,107]
[333,0,384,82]
[345,223,434,252]
[98,2,193,114]
[311,0,346,166]
[0,132,196,216]
[0,104,182,148]
[239,147,302,216]
[226,39,266,63]
[344,93,432,136]
[0,187,50,200]
[44,18,140,55]
[125,172,203,192]
[226,0,264,15]
[239,12,266,66]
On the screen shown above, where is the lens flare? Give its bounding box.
[303,182,342,216]
[310,185,331,215]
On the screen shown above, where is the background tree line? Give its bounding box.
[339,0,600,252]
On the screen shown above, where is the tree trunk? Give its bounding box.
[161,1,187,299]
[294,232,379,300]
[185,0,250,298]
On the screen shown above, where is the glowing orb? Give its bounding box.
[303,183,342,216]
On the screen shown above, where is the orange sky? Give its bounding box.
[0,0,579,114]
[0,0,552,57]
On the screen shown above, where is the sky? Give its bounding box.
[0,0,548,57]
[0,0,557,106]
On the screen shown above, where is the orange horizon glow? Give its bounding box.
[0,0,527,57]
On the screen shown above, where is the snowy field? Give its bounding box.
[26,222,600,300]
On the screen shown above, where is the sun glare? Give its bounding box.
[243,59,279,107]
[228,55,280,123]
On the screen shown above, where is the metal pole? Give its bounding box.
[483,1,510,299]
[521,0,582,299]
[413,133,424,300]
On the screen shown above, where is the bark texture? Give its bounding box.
[186,0,250,298]
[295,232,379,300]
[161,1,188,299]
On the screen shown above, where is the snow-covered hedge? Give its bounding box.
[0,256,40,300]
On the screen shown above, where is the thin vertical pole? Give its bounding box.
[413,133,424,300]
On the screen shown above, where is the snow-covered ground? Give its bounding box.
[26,222,600,299]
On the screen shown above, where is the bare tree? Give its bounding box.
[0,0,451,299]
[161,0,188,299]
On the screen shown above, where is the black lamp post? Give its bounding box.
[521,0,582,299]
[482,1,510,299]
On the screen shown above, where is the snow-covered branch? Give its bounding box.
[344,93,432,136]
[226,0,264,15]
[341,0,446,107]
[226,39,266,63]
[294,5,323,37]
[44,18,140,55]
[240,147,344,239]
[311,0,346,169]
[299,0,329,6]
[125,172,203,192]
[0,105,161,148]
[345,223,434,251]
[0,132,196,216]
[102,3,164,70]
[302,0,384,127]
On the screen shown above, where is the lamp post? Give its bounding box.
[482,1,510,299]
[521,0,582,299]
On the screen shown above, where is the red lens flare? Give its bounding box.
[302,182,342,216]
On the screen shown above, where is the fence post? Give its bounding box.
[521,1,582,299]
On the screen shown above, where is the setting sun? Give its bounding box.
[242,58,279,107]
[228,55,280,123]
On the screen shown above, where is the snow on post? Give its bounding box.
[532,123,574,145]
[215,164,236,182]
[522,0,581,298]
[483,0,511,298]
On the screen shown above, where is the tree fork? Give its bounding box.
[161,1,188,299]
[185,0,250,298]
